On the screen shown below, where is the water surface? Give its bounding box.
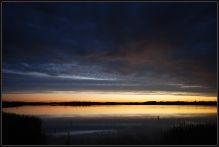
[3,105,217,144]
[2,105,216,118]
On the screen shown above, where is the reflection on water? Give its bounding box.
[2,105,217,118]
[2,105,217,145]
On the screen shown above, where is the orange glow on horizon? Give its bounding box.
[2,91,217,102]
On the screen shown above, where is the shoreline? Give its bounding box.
[2,101,217,108]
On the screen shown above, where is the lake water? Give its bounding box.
[2,105,217,118]
[2,105,217,144]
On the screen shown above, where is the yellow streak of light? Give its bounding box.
[2,91,217,102]
[2,105,216,117]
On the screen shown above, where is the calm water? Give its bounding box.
[2,105,217,118]
[2,105,217,144]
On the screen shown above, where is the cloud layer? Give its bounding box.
[2,2,217,97]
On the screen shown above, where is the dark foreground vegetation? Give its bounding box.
[2,100,217,107]
[2,112,45,145]
[162,123,217,145]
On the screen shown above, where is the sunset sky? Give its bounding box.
[2,2,217,102]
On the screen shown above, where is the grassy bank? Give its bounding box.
[2,112,45,145]
[162,123,217,145]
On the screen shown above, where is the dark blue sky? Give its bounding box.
[2,2,217,97]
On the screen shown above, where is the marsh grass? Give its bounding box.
[162,123,217,145]
[2,112,45,145]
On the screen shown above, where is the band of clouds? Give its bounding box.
[2,2,217,97]
[2,65,215,97]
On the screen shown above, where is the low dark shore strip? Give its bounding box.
[2,101,217,108]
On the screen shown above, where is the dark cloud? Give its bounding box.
[2,2,217,97]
